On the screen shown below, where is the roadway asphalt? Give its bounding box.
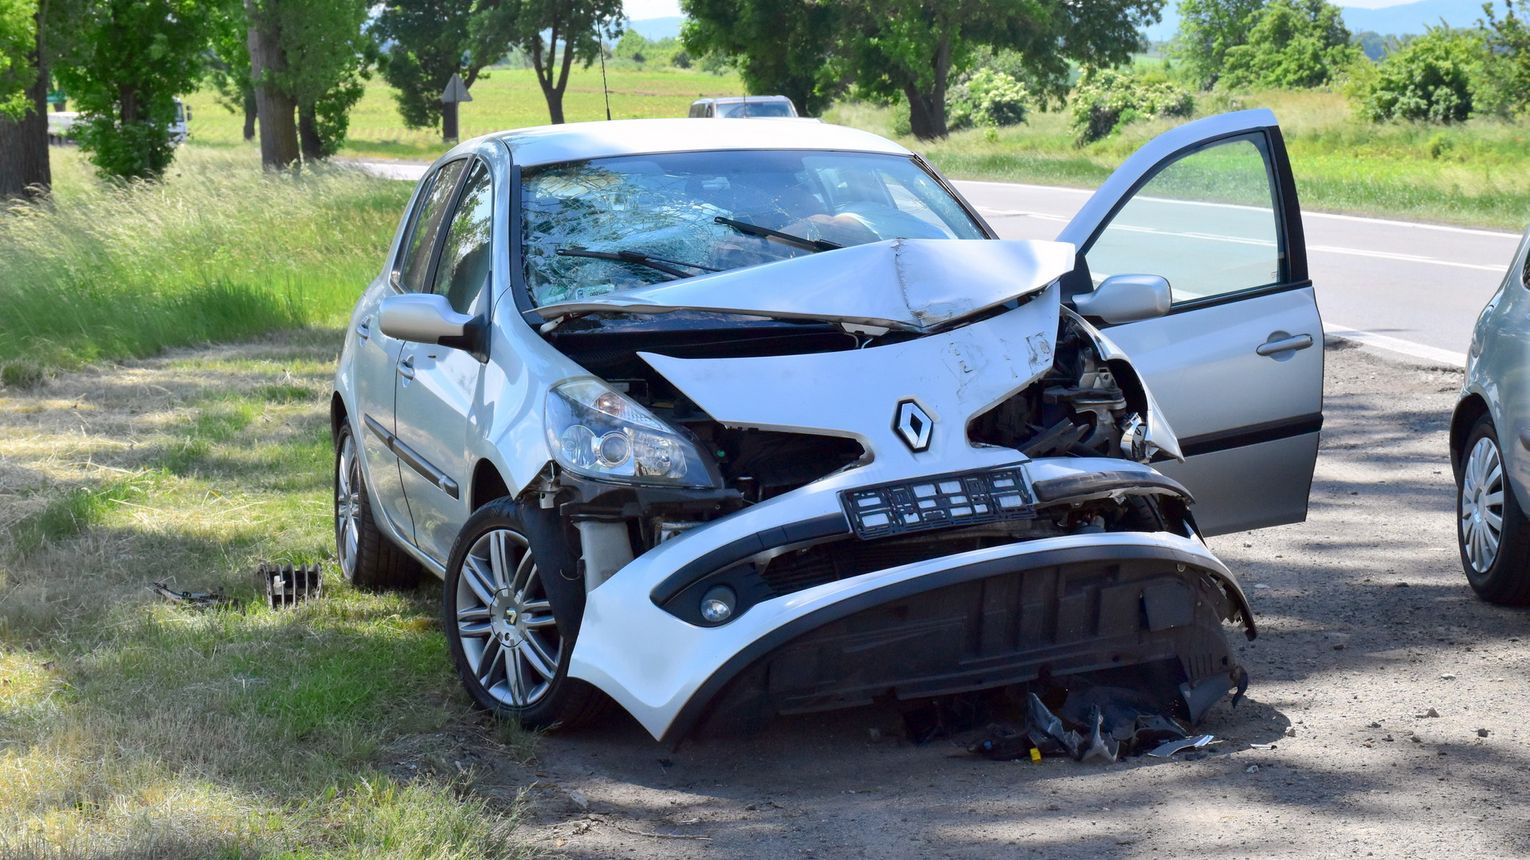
[959,179,1520,366]
[356,160,1522,367]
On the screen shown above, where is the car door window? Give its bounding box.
[1083,138,1282,304]
[395,160,467,293]
[431,161,494,314]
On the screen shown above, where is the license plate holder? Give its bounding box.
[840,467,1036,540]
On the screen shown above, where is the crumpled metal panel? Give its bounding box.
[537,238,1077,333]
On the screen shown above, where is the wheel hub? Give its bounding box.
[489,589,525,645]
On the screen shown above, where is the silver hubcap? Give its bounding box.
[1462,435,1506,573]
[335,434,361,579]
[456,528,561,707]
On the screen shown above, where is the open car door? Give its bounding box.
[1057,109,1322,536]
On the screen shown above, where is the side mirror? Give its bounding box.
[379,293,482,354]
[1072,274,1171,324]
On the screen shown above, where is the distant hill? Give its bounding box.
[626,15,684,40]
[1342,0,1488,34]
[1143,0,1492,44]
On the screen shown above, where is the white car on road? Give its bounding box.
[330,112,1322,743]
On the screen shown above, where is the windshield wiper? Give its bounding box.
[714,216,841,253]
[556,246,720,279]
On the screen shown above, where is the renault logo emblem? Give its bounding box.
[894,399,933,452]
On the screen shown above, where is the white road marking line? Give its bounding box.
[1324,322,1467,368]
[980,207,1507,272]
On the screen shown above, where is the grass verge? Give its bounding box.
[0,147,411,372]
[0,331,532,859]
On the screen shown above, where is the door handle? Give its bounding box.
[398,354,415,380]
[356,318,371,340]
[1256,333,1314,357]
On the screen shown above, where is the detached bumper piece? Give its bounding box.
[680,549,1245,743]
[261,563,323,609]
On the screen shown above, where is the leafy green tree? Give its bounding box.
[375,0,491,131]
[1220,0,1358,89]
[244,0,373,167]
[839,0,1163,140]
[1171,0,1265,89]
[681,0,845,116]
[0,0,47,198]
[0,0,34,119]
[1358,27,1482,123]
[471,0,623,125]
[55,0,221,179]
[1481,1,1530,115]
[207,0,256,141]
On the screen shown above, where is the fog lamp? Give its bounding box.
[699,585,736,624]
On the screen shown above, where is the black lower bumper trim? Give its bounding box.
[660,541,1251,746]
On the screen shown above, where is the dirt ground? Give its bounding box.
[477,340,1530,859]
[5,336,1523,859]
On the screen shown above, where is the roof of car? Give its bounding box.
[692,95,793,104]
[482,118,910,168]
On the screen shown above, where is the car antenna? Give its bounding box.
[598,19,613,121]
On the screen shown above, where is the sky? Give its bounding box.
[623,0,1422,21]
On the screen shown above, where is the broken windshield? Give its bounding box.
[522,149,986,306]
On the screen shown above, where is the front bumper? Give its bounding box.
[568,457,1253,743]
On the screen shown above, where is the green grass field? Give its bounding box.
[0,332,532,859]
[185,65,745,161]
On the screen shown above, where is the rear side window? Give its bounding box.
[395,160,466,292]
[431,161,494,314]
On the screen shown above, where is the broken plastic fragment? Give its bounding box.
[1147,734,1217,758]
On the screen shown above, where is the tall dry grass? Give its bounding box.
[0,147,410,372]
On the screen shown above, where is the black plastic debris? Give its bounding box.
[261,563,322,609]
[968,686,1217,764]
[150,580,228,608]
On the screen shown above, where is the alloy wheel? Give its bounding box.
[455,528,562,707]
[335,433,361,580]
[1462,435,1506,574]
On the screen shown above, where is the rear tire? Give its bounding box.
[334,422,421,590]
[1457,415,1530,605]
[443,498,605,730]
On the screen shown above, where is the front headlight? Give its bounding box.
[544,379,719,488]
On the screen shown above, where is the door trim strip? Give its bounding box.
[362,413,460,499]
[1178,412,1323,458]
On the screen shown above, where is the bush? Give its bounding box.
[1219,0,1360,90]
[1069,68,1194,145]
[1358,28,1483,123]
[948,68,1029,131]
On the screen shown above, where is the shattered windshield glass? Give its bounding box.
[522,149,986,307]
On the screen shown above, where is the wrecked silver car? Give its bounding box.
[330,112,1323,744]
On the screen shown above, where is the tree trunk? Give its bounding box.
[904,85,948,140]
[245,0,299,169]
[903,34,951,141]
[298,103,323,161]
[0,8,50,200]
[531,31,566,124]
[242,87,257,141]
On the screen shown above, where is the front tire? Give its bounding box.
[443,499,604,730]
[334,422,421,589]
[1457,415,1530,605]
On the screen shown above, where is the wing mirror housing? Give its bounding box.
[378,293,486,358]
[1072,274,1171,324]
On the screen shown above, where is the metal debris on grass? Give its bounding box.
[149,580,228,608]
[261,563,323,609]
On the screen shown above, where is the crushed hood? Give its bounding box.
[536,238,1077,333]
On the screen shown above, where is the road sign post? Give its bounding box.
[441,73,473,143]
